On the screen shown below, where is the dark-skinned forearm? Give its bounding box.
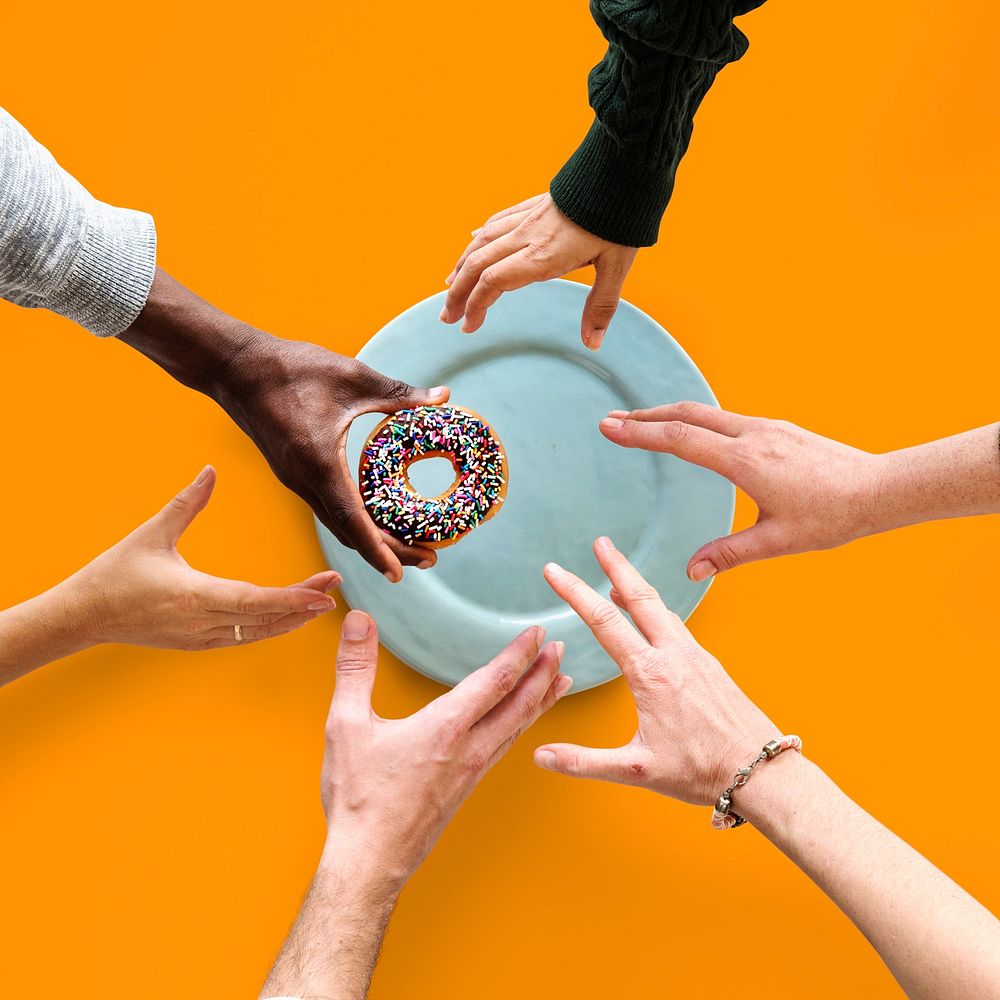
[120,268,272,398]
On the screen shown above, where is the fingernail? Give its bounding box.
[384,570,401,583]
[535,749,557,770]
[194,465,212,485]
[554,640,565,662]
[608,410,629,419]
[544,562,564,577]
[460,320,472,333]
[417,559,434,570]
[307,597,334,611]
[600,417,625,431]
[587,334,604,352]
[343,610,371,640]
[439,308,449,322]
[471,227,482,236]
[556,674,573,697]
[532,625,546,646]
[689,559,718,582]
[582,332,593,349]
[595,536,614,551]
[426,386,447,399]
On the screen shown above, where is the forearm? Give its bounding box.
[260,837,405,1000]
[869,424,1000,534]
[0,580,96,687]
[738,754,1000,999]
[119,268,270,398]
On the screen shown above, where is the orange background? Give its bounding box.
[1,2,998,997]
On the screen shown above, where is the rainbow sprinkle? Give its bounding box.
[360,405,507,546]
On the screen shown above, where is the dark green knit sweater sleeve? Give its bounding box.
[551,0,765,247]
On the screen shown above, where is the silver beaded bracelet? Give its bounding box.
[711,735,802,830]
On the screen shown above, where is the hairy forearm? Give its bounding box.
[0,579,95,687]
[738,754,1000,999]
[869,424,1000,534]
[260,839,404,1000]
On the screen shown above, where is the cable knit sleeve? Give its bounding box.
[0,108,157,337]
[550,0,765,247]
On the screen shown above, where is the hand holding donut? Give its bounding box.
[60,467,340,651]
[121,273,450,583]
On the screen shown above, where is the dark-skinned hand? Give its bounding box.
[121,270,448,581]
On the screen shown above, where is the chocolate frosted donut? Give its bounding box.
[359,405,508,548]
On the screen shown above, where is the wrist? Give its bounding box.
[120,269,275,399]
[725,750,819,835]
[319,829,412,900]
[28,577,101,657]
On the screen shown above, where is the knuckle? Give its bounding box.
[673,400,704,421]
[478,266,499,291]
[436,710,467,747]
[624,582,660,605]
[491,663,520,699]
[589,598,622,631]
[466,249,486,273]
[659,420,689,446]
[712,539,743,571]
[371,374,413,402]
[464,745,492,775]
[525,236,553,263]
[634,647,669,680]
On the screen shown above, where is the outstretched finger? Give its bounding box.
[591,538,683,648]
[472,641,569,752]
[204,609,321,646]
[446,211,530,286]
[608,401,753,438]
[448,626,545,725]
[542,562,648,676]
[481,194,547,227]
[291,570,342,593]
[206,578,335,616]
[441,230,529,324]
[461,246,559,333]
[599,416,741,478]
[317,452,406,581]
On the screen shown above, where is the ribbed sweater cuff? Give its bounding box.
[550,120,675,248]
[47,203,158,337]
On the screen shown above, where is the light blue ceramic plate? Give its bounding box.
[315,279,734,693]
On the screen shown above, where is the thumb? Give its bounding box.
[368,374,450,413]
[534,743,649,785]
[580,247,639,351]
[687,520,787,582]
[149,465,215,546]
[333,610,378,715]
[582,252,634,350]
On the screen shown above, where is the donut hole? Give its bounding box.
[404,454,460,499]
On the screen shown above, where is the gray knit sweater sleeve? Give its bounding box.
[0,108,156,337]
